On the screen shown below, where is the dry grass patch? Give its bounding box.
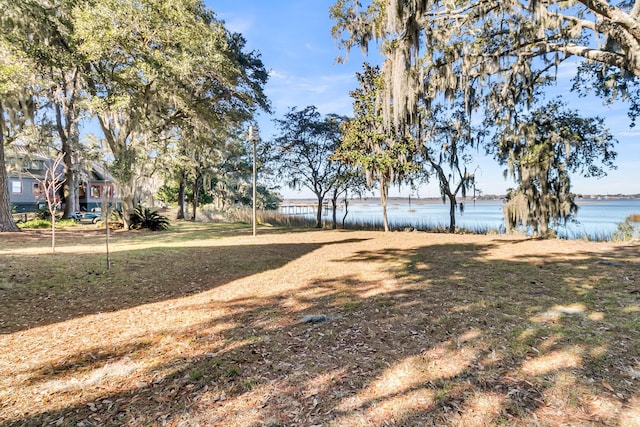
[0,223,638,426]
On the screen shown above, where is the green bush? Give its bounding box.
[95,210,125,229]
[17,218,78,229]
[612,219,639,242]
[129,206,170,231]
[34,206,51,220]
[109,209,125,228]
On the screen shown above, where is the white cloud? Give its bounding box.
[617,129,640,138]
[554,59,580,80]
[263,68,357,115]
[216,12,253,35]
[268,69,287,80]
[304,42,332,55]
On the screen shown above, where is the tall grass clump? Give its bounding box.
[199,204,227,223]
[557,227,612,242]
[336,217,499,234]
[612,218,640,242]
[224,207,319,228]
[340,217,387,231]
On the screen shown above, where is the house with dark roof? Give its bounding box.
[7,143,117,213]
[6,152,51,213]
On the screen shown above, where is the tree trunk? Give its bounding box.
[176,171,185,220]
[448,194,456,233]
[53,71,82,219]
[540,212,549,237]
[0,136,20,232]
[191,173,201,222]
[61,148,79,217]
[92,115,145,231]
[342,199,349,229]
[48,200,58,253]
[315,193,324,228]
[380,177,389,232]
[121,193,135,230]
[50,215,56,253]
[331,196,338,229]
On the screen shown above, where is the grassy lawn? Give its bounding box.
[0,222,638,426]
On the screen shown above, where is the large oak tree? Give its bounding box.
[75,0,269,227]
[331,0,633,235]
[2,0,89,218]
[331,0,640,128]
[417,99,482,233]
[1,0,269,230]
[0,41,36,231]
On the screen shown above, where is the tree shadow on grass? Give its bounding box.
[2,238,639,426]
[0,236,369,334]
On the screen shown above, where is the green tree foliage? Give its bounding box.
[177,127,278,220]
[0,41,37,232]
[612,217,640,241]
[333,64,419,231]
[1,0,269,230]
[1,0,89,218]
[176,127,227,221]
[163,123,282,219]
[326,168,367,229]
[573,61,640,127]
[418,98,482,232]
[497,101,617,237]
[73,0,269,228]
[271,106,353,228]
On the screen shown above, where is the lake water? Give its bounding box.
[282,198,640,239]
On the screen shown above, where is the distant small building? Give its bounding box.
[6,143,118,213]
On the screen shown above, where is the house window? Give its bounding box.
[28,160,44,171]
[32,182,42,195]
[11,180,22,194]
[90,185,101,198]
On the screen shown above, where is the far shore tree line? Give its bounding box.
[2,0,638,237]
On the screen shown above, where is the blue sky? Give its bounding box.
[209,0,639,198]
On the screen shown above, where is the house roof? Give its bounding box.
[8,141,51,161]
[7,142,115,183]
[88,162,113,182]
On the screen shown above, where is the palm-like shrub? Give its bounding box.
[95,209,125,229]
[129,206,170,231]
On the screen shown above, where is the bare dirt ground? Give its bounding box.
[0,224,639,426]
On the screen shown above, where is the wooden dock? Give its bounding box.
[279,201,332,215]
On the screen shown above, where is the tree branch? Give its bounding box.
[576,0,640,42]
[553,43,636,76]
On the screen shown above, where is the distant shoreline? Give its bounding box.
[282,195,640,205]
[278,197,640,240]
